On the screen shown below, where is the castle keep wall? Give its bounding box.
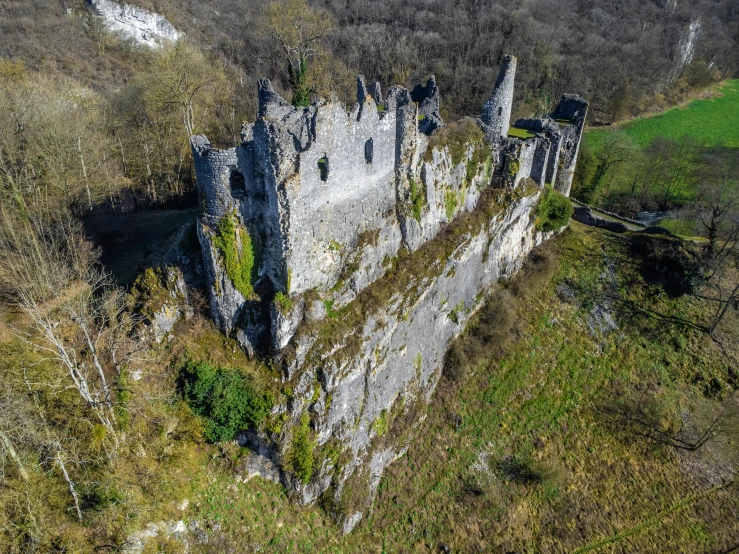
[286,99,398,293]
[192,62,587,353]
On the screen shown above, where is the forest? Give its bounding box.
[0,0,738,552]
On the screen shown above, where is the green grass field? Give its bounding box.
[585,80,739,151]
[170,225,738,553]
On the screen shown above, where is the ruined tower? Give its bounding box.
[481,55,517,141]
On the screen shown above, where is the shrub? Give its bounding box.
[274,291,293,313]
[445,189,459,220]
[179,360,272,443]
[213,214,256,298]
[535,185,573,232]
[371,409,388,437]
[287,411,315,483]
[409,177,425,222]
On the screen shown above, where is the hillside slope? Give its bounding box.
[2,223,735,552]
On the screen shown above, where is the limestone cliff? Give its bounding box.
[87,0,180,48]
[190,59,587,530]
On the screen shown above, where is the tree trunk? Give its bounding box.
[55,448,83,521]
[0,430,30,482]
[77,136,92,211]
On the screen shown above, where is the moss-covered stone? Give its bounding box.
[409,176,425,222]
[213,213,257,299]
[286,411,316,483]
[424,118,484,165]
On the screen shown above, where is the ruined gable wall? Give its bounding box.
[285,99,399,294]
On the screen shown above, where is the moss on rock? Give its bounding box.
[213,213,257,299]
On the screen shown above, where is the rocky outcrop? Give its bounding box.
[189,57,587,528]
[130,267,192,343]
[87,0,180,48]
[277,185,547,525]
[572,206,628,233]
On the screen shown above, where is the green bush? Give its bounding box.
[410,177,425,222]
[371,409,389,437]
[274,291,293,313]
[288,411,315,483]
[445,189,459,220]
[213,214,256,299]
[535,185,573,232]
[179,360,272,443]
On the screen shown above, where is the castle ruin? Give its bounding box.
[191,57,587,524]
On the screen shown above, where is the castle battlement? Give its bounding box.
[191,58,587,354]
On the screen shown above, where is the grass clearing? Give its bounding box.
[508,126,536,140]
[585,80,739,152]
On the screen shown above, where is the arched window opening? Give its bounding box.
[230,170,246,197]
[318,156,329,181]
[364,138,374,164]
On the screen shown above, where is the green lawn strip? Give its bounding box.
[508,126,536,140]
[570,481,734,554]
[586,80,739,151]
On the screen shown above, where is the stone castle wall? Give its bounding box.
[192,58,587,354]
[190,59,588,524]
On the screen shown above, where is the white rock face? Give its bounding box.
[88,0,180,48]
[670,18,701,80]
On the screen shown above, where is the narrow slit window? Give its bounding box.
[230,170,246,197]
[318,156,329,181]
[498,106,503,116]
[364,138,373,164]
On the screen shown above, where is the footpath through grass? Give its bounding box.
[585,79,739,152]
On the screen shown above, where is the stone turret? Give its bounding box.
[480,55,517,141]
[410,76,443,135]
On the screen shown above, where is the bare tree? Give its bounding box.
[694,148,739,280]
[0,210,137,455]
[146,40,230,138]
[264,0,335,105]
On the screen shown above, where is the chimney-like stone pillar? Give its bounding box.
[481,55,517,141]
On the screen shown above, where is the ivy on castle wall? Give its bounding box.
[213,213,257,298]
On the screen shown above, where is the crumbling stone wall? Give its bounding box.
[192,58,587,354]
[189,57,588,524]
[480,55,517,141]
[551,94,589,195]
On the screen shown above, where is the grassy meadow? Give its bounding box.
[573,80,739,219]
[585,80,739,152]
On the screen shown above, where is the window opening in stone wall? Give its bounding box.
[318,156,329,181]
[498,106,503,116]
[230,170,246,197]
[365,138,373,164]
